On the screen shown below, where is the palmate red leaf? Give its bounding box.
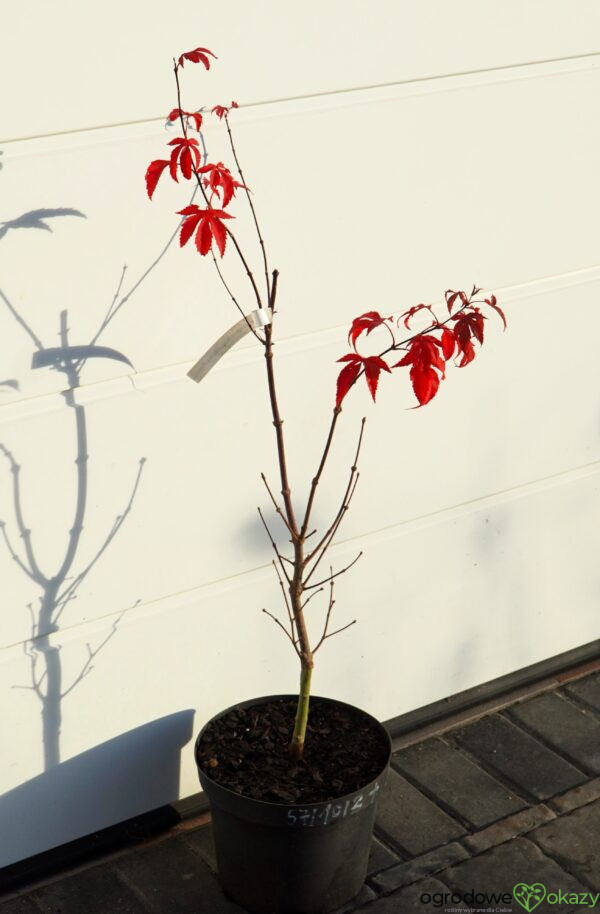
[178,207,201,246]
[445,289,468,313]
[363,355,391,401]
[485,294,507,330]
[199,162,247,207]
[178,47,217,69]
[453,310,485,356]
[336,358,362,408]
[145,159,170,200]
[335,353,390,406]
[400,303,434,329]
[441,327,455,360]
[168,108,203,132]
[450,310,485,367]
[176,205,234,258]
[393,334,446,405]
[348,311,391,349]
[457,339,476,367]
[196,219,214,256]
[395,335,445,375]
[212,101,239,119]
[207,215,228,256]
[168,137,201,181]
[410,364,440,406]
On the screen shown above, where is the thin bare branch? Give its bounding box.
[300,406,342,539]
[304,470,361,582]
[210,250,263,343]
[271,559,295,637]
[304,551,363,590]
[316,619,357,648]
[301,587,324,610]
[262,608,301,657]
[224,113,271,306]
[263,308,299,537]
[261,472,292,533]
[313,570,335,652]
[257,506,291,584]
[305,418,366,565]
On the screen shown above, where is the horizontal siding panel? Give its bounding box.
[2,1,600,140]
[1,465,598,864]
[0,274,599,647]
[1,62,599,402]
[2,6,599,865]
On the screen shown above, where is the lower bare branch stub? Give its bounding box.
[262,608,301,657]
[257,506,292,584]
[305,550,363,590]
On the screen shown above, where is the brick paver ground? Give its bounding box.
[3,668,600,913]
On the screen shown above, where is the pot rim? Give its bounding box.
[194,693,392,820]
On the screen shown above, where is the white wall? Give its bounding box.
[1,1,599,867]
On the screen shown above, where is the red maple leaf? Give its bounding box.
[484,293,507,330]
[199,162,247,207]
[336,353,390,407]
[178,47,217,70]
[399,303,435,330]
[177,204,234,257]
[347,311,392,349]
[145,159,170,200]
[212,101,239,120]
[394,335,446,406]
[441,327,456,360]
[168,137,201,181]
[167,108,203,132]
[452,309,485,366]
[445,289,469,314]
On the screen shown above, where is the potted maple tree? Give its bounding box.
[145,45,506,914]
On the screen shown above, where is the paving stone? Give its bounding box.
[507,692,600,774]
[452,713,587,800]
[463,803,555,854]
[370,841,469,893]
[374,767,466,856]
[443,837,590,914]
[332,883,376,913]
[393,737,526,828]
[358,877,470,913]
[114,835,244,913]
[183,823,217,872]
[564,671,600,715]
[531,798,600,891]
[0,898,44,913]
[28,862,148,914]
[366,837,401,877]
[548,777,600,814]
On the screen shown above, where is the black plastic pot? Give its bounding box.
[195,694,391,914]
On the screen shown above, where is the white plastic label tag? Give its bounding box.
[187,309,272,384]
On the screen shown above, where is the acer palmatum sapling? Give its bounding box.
[145,47,507,763]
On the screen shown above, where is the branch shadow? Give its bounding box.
[0,192,192,864]
[0,207,148,773]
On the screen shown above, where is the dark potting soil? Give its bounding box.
[196,697,390,805]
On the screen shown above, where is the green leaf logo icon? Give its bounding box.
[513,883,546,912]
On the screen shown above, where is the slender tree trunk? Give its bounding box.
[288,545,313,761]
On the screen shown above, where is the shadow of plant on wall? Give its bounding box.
[0,203,151,771]
[0,303,145,770]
